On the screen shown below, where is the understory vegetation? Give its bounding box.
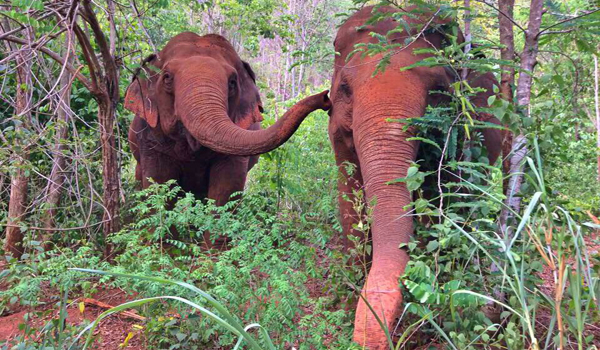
[1,0,600,349]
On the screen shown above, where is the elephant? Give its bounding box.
[328,6,507,348]
[125,32,331,212]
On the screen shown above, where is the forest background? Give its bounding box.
[1,0,600,349]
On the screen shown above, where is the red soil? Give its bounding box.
[0,285,144,349]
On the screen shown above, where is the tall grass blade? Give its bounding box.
[71,268,268,350]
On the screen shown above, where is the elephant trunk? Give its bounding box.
[352,98,425,349]
[178,75,330,156]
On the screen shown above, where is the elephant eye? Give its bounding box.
[228,74,238,97]
[258,104,264,113]
[339,82,352,96]
[163,72,173,90]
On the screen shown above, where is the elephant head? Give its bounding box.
[125,32,330,156]
[329,6,505,348]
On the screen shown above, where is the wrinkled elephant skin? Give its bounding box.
[328,6,506,349]
[125,33,331,208]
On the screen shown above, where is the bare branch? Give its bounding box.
[0,34,93,91]
[81,0,119,99]
[1,221,107,232]
[539,28,576,36]
[130,0,156,53]
[0,24,26,40]
[475,0,526,33]
[73,23,102,93]
[537,8,600,37]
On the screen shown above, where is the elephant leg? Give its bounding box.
[330,129,367,255]
[134,163,143,187]
[136,152,183,239]
[478,113,504,166]
[129,125,144,188]
[204,156,249,248]
[247,155,259,172]
[139,152,182,189]
[208,156,249,206]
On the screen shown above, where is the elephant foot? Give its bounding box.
[202,231,230,251]
[353,277,403,349]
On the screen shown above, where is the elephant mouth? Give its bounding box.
[185,129,203,152]
[174,121,204,153]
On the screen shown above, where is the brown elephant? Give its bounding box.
[125,32,331,208]
[328,6,506,348]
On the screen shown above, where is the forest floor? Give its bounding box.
[1,222,599,349]
[0,283,144,349]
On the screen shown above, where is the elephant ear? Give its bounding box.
[125,55,160,128]
[125,78,158,128]
[234,60,263,129]
[242,61,256,83]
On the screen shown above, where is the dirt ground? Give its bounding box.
[0,285,144,349]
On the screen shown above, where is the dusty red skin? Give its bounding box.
[125,32,330,205]
[329,6,506,349]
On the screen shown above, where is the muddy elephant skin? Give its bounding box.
[125,32,331,205]
[328,6,506,348]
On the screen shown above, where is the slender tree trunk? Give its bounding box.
[297,27,307,96]
[461,0,471,81]
[130,0,156,53]
[594,53,600,181]
[283,53,290,100]
[76,0,121,257]
[43,47,74,248]
[500,0,545,238]
[499,0,515,101]
[460,0,473,162]
[498,0,515,181]
[5,167,28,259]
[0,172,5,197]
[3,27,33,259]
[107,0,117,56]
[98,99,120,257]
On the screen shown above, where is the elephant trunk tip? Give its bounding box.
[305,90,332,111]
[320,90,332,111]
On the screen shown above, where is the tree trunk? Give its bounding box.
[594,53,599,182]
[3,27,33,259]
[498,0,515,180]
[107,0,117,56]
[461,0,471,81]
[5,165,29,259]
[43,48,74,248]
[499,0,544,239]
[499,0,515,101]
[77,0,121,257]
[98,99,120,257]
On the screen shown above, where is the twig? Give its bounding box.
[0,34,93,91]
[539,28,576,36]
[1,221,107,231]
[79,298,147,321]
[537,8,600,37]
[0,24,25,40]
[474,0,526,33]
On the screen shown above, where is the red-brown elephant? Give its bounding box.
[125,32,330,206]
[328,6,506,348]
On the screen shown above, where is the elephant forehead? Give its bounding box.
[160,44,230,65]
[159,35,241,67]
[335,5,451,65]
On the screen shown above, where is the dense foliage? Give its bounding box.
[1,0,599,349]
